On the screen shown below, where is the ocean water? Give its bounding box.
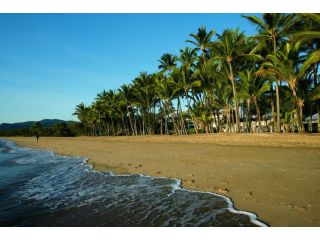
[0,139,267,227]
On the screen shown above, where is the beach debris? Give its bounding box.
[214,187,230,194]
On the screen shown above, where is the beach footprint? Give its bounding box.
[288,203,306,213]
[246,191,254,196]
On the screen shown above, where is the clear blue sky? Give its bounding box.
[0,14,260,123]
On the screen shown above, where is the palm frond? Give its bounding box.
[299,49,320,78]
[242,15,269,32]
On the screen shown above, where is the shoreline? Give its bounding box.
[5,134,320,226]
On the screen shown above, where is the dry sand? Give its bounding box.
[7,133,320,226]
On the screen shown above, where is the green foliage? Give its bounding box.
[72,13,319,135]
[0,122,79,137]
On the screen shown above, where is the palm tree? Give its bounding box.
[238,69,270,132]
[154,72,181,135]
[118,84,136,135]
[132,72,157,135]
[243,13,295,132]
[186,27,215,63]
[73,103,90,135]
[74,13,318,135]
[158,53,177,74]
[174,47,201,133]
[292,13,320,42]
[257,42,315,132]
[293,14,320,79]
[210,28,247,132]
[211,78,233,132]
[93,100,108,135]
[179,47,198,68]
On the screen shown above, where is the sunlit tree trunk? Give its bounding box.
[177,98,187,135]
[254,97,262,133]
[275,79,281,132]
[185,91,198,134]
[159,101,163,135]
[127,105,135,136]
[226,106,231,133]
[292,88,304,133]
[227,61,240,132]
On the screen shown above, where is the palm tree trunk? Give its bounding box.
[121,115,127,135]
[178,98,187,135]
[164,101,178,134]
[272,37,281,133]
[205,124,209,133]
[213,110,218,132]
[127,105,135,135]
[139,116,143,135]
[275,79,281,132]
[226,107,231,133]
[162,100,168,135]
[110,116,116,136]
[153,103,157,135]
[254,97,262,132]
[228,62,240,132]
[142,116,145,135]
[169,102,179,135]
[231,108,235,133]
[246,99,251,133]
[165,115,168,135]
[185,91,198,134]
[134,109,138,135]
[299,103,304,133]
[159,101,163,135]
[270,87,275,132]
[317,105,320,133]
[102,121,108,135]
[313,65,319,133]
[148,106,153,135]
[216,109,221,132]
[106,123,110,136]
[308,105,313,133]
[292,89,304,133]
[97,125,102,136]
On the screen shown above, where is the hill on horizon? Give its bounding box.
[0,119,77,131]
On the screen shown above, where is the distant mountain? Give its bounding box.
[0,119,77,131]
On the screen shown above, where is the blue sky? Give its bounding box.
[0,14,260,123]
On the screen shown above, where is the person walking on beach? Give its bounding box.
[32,122,43,142]
[36,133,40,142]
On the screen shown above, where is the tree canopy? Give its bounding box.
[73,14,320,136]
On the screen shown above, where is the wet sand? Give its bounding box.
[7,134,320,226]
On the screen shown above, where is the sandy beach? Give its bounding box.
[7,133,320,226]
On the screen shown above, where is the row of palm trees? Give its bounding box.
[73,13,320,136]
